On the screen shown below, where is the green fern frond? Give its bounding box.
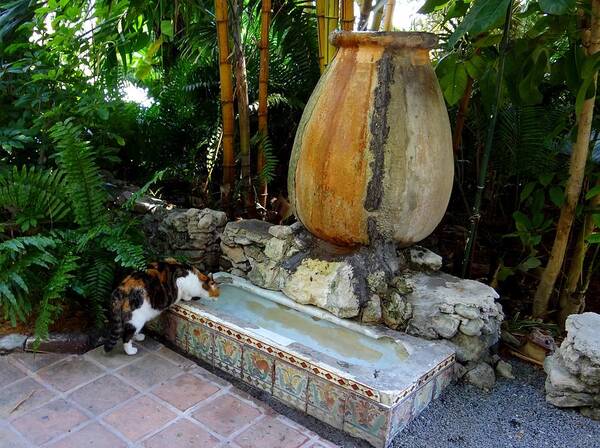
[33,253,79,343]
[0,234,60,325]
[122,168,167,211]
[81,256,115,324]
[50,120,108,228]
[0,165,71,231]
[252,132,278,184]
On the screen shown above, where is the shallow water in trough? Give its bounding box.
[197,284,409,370]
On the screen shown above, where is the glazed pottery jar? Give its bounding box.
[288,31,453,247]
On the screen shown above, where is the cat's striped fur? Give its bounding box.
[104,259,219,355]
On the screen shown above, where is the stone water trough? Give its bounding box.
[149,273,454,448]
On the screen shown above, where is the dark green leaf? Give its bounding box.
[586,233,600,244]
[160,20,173,38]
[520,182,536,202]
[418,0,452,14]
[586,185,600,200]
[539,0,576,15]
[539,173,554,186]
[437,55,469,105]
[519,256,541,271]
[549,186,564,207]
[513,211,531,231]
[448,0,511,47]
[97,107,109,121]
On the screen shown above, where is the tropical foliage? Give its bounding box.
[1,0,599,339]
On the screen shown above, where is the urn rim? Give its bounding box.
[330,31,438,50]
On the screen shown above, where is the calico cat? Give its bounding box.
[104,259,219,355]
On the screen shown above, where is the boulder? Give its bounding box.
[406,246,442,271]
[464,362,496,390]
[399,271,502,363]
[282,258,360,318]
[544,313,600,418]
[362,295,382,323]
[496,360,515,379]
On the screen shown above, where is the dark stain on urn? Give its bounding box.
[364,50,394,214]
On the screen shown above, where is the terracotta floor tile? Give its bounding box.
[37,357,104,392]
[143,419,220,448]
[0,358,26,388]
[156,346,198,370]
[193,394,261,436]
[0,377,56,419]
[0,424,29,448]
[116,353,181,389]
[46,423,127,448]
[103,395,176,441]
[234,416,309,448]
[85,345,142,370]
[153,373,219,411]
[11,398,88,445]
[68,375,138,415]
[10,352,66,373]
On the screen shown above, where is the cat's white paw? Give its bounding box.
[134,333,146,342]
[124,341,138,355]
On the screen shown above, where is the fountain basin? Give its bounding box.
[150,272,455,447]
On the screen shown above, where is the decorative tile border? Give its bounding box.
[307,374,348,430]
[242,345,274,393]
[170,304,455,405]
[157,306,456,448]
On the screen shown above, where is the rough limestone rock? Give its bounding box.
[0,334,27,352]
[362,295,383,323]
[406,246,443,271]
[399,271,502,363]
[142,208,226,270]
[381,291,412,330]
[544,313,600,418]
[464,362,496,390]
[282,258,360,318]
[496,360,515,379]
[220,220,404,319]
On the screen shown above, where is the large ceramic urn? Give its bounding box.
[288,31,453,247]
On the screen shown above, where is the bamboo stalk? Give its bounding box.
[461,0,513,278]
[340,0,354,31]
[557,193,598,326]
[214,0,235,207]
[324,0,340,69]
[316,0,326,72]
[382,0,394,31]
[532,0,600,318]
[371,9,383,30]
[358,0,372,30]
[231,0,252,210]
[257,0,271,208]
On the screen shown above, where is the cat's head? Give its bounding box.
[194,269,220,299]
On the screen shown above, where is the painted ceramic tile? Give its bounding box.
[273,361,308,410]
[433,367,453,400]
[175,319,192,353]
[307,375,347,429]
[344,394,388,444]
[188,321,213,364]
[412,379,435,416]
[388,395,414,439]
[242,346,274,393]
[214,334,242,374]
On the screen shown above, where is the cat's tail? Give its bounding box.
[104,289,123,352]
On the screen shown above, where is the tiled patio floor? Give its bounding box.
[0,338,339,448]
